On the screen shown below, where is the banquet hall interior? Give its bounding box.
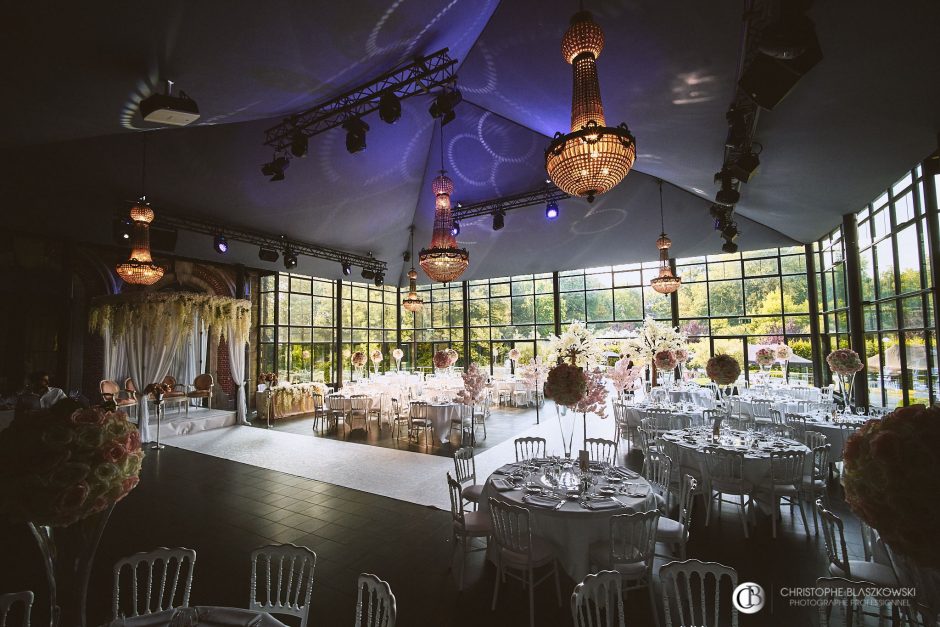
[1,1,940,626]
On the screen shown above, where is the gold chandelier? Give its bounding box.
[545,10,636,203]
[650,180,681,294]
[419,123,468,283]
[115,197,165,286]
[402,226,424,312]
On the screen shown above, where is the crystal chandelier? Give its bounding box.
[115,197,165,285]
[650,180,681,294]
[545,10,637,203]
[402,226,424,312]
[419,122,469,283]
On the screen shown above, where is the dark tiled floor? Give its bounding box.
[1,441,871,627]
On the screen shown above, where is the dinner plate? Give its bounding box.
[598,486,617,495]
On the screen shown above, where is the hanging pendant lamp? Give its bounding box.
[545,7,637,203]
[419,121,469,283]
[402,225,425,312]
[116,137,165,286]
[650,179,681,294]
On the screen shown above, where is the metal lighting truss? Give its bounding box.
[263,48,458,152]
[451,185,570,221]
[153,212,387,273]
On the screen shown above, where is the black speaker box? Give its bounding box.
[738,36,822,110]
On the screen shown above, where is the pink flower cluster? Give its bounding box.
[654,350,677,371]
[351,351,367,368]
[706,354,741,385]
[569,368,609,418]
[446,349,459,366]
[675,349,689,362]
[0,407,144,527]
[456,363,488,406]
[608,358,641,394]
[826,348,863,376]
[544,362,587,407]
[370,349,383,364]
[508,348,521,361]
[755,347,776,367]
[433,350,451,369]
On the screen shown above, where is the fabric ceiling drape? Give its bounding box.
[124,324,186,442]
[224,318,249,425]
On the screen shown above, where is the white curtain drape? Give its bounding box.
[124,324,186,442]
[176,314,204,406]
[224,318,249,425]
[102,326,127,383]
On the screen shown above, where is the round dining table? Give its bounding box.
[617,403,704,429]
[107,606,288,626]
[799,413,868,461]
[422,401,462,442]
[480,461,657,581]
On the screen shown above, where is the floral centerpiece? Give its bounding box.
[370,349,383,374]
[826,348,864,411]
[270,381,328,418]
[0,406,144,626]
[456,363,487,407]
[508,348,521,363]
[675,348,690,384]
[608,358,641,397]
[391,348,404,371]
[775,343,793,384]
[543,320,606,368]
[544,362,588,407]
[446,348,459,367]
[843,404,940,620]
[351,351,367,380]
[143,382,171,400]
[706,354,741,434]
[433,350,451,371]
[755,347,776,367]
[621,317,687,387]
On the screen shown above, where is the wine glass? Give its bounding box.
[855,406,867,417]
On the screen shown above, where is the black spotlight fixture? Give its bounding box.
[283,248,298,270]
[492,209,505,231]
[378,91,401,124]
[343,118,369,153]
[450,220,460,237]
[290,130,308,158]
[727,152,760,184]
[721,222,740,242]
[715,173,740,206]
[545,200,559,220]
[213,234,228,254]
[428,88,462,126]
[258,248,279,263]
[262,157,290,181]
[374,272,384,287]
[361,268,375,280]
[341,260,352,276]
[722,240,739,254]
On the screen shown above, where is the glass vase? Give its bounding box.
[555,403,576,458]
[28,504,114,627]
[837,373,855,413]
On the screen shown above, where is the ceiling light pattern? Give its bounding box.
[545,11,636,203]
[115,198,165,285]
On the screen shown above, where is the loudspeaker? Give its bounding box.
[738,35,822,110]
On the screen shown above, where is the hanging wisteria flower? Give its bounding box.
[433,350,451,369]
[370,349,383,364]
[351,351,367,368]
[675,348,689,363]
[544,362,588,407]
[543,321,606,368]
[654,350,678,371]
[569,368,609,418]
[706,354,741,385]
[827,348,863,376]
[446,348,459,365]
[755,347,776,367]
[391,348,404,362]
[508,348,521,362]
[456,363,488,406]
[775,343,793,361]
[608,358,641,394]
[0,407,144,527]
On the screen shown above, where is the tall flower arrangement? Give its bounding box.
[370,349,383,374]
[776,343,793,384]
[543,320,606,368]
[455,363,487,406]
[755,347,776,367]
[827,348,864,410]
[446,348,459,368]
[705,354,741,433]
[391,348,404,371]
[433,350,451,370]
[608,358,641,396]
[621,318,687,385]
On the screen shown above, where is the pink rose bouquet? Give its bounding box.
[675,348,689,363]
[826,348,863,376]
[755,347,776,367]
[654,350,677,371]
[775,343,793,361]
[706,354,741,385]
[351,351,367,368]
[0,407,144,527]
[433,350,451,369]
[508,348,521,362]
[391,348,404,362]
[843,404,940,568]
[370,349,383,364]
[446,348,459,366]
[544,362,588,407]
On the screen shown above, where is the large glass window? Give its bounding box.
[341,281,398,379]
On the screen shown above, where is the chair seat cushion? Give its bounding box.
[499,536,555,567]
[461,484,484,503]
[656,516,687,542]
[829,561,897,586]
[457,511,491,535]
[186,391,209,398]
[709,479,754,494]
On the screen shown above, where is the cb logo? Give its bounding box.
[732,582,765,614]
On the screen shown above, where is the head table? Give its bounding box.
[481,460,656,581]
[107,606,287,626]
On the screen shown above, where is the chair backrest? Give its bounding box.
[312,393,324,411]
[804,430,828,451]
[409,400,428,419]
[354,573,396,627]
[784,414,807,441]
[809,443,831,482]
[193,373,213,390]
[660,559,739,627]
[751,400,772,419]
[701,409,722,427]
[818,500,851,575]
[571,570,626,627]
[162,375,177,388]
[724,416,755,432]
[0,591,33,627]
[101,379,120,396]
[514,436,546,461]
[612,403,628,431]
[488,497,534,556]
[608,510,659,567]
[249,544,316,627]
[349,395,369,412]
[453,447,476,485]
[815,576,907,627]
[112,547,196,619]
[327,394,345,411]
[769,450,805,487]
[642,450,673,504]
[702,447,745,484]
[677,475,698,530]
[768,408,784,425]
[446,472,467,526]
[584,438,617,464]
[124,378,137,393]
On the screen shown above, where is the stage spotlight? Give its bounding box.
[361,268,375,280]
[290,131,308,158]
[341,261,352,276]
[258,248,279,263]
[343,118,369,153]
[545,200,559,220]
[213,234,228,254]
[113,217,133,243]
[378,91,401,124]
[715,186,740,206]
[450,220,460,237]
[262,157,289,181]
[727,153,760,183]
[374,272,384,287]
[722,240,739,254]
[283,248,298,269]
[492,210,505,231]
[428,88,462,126]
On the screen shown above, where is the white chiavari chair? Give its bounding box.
[571,571,625,627]
[354,574,396,627]
[660,559,738,627]
[112,547,196,620]
[0,591,33,627]
[249,544,316,627]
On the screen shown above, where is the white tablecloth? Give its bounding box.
[481,471,656,580]
[737,396,803,418]
[650,387,716,409]
[425,403,462,442]
[618,404,703,429]
[799,414,868,461]
[108,606,288,626]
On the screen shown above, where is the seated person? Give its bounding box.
[25,371,67,409]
